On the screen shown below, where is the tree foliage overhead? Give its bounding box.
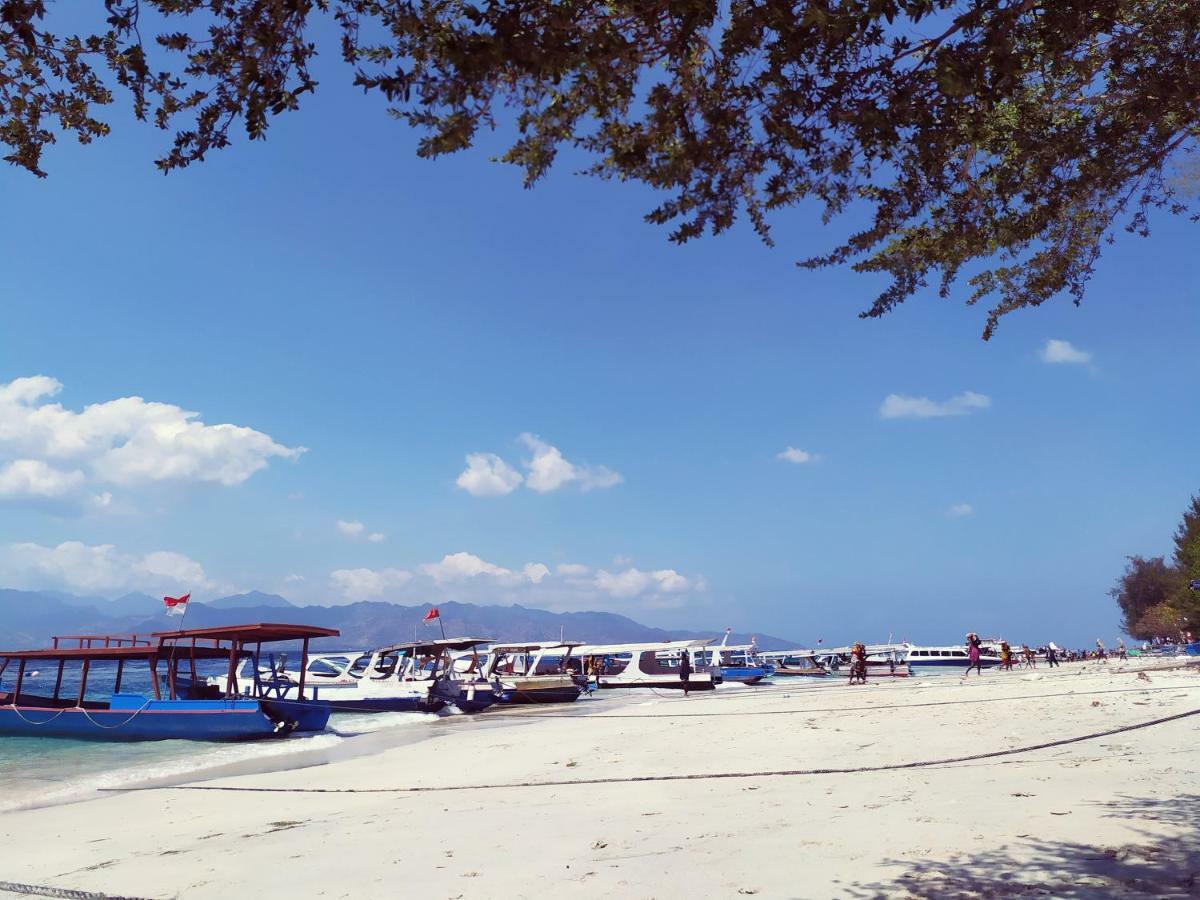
[3,0,1198,336]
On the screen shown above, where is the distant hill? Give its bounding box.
[0,589,795,651]
[206,591,294,610]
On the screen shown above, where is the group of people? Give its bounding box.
[964,634,1129,674]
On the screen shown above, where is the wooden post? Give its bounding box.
[167,655,178,701]
[298,638,309,700]
[53,659,65,700]
[114,658,125,693]
[76,659,90,708]
[150,656,161,701]
[225,641,239,698]
[13,658,26,705]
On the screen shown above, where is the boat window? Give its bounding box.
[640,650,684,675]
[307,658,347,678]
[371,656,398,679]
[534,654,567,675]
[592,653,631,676]
[348,654,372,678]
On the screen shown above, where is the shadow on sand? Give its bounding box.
[845,794,1200,898]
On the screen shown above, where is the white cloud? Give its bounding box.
[519,433,622,493]
[336,520,365,538]
[337,520,386,543]
[880,391,991,420]
[456,453,523,497]
[283,573,306,584]
[0,376,303,509]
[1041,339,1092,365]
[330,567,412,601]
[776,447,814,464]
[522,562,551,584]
[0,540,217,595]
[946,503,974,518]
[593,567,692,599]
[0,459,86,500]
[324,553,705,615]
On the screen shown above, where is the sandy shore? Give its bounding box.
[3,658,1200,899]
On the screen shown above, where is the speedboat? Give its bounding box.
[815,644,911,677]
[0,624,337,740]
[905,644,1001,668]
[475,642,587,704]
[573,640,719,691]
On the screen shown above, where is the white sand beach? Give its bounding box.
[3,659,1199,899]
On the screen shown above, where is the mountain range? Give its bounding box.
[0,589,796,651]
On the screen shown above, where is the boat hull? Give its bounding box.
[0,693,321,741]
[497,679,584,704]
[596,679,716,691]
[719,666,770,684]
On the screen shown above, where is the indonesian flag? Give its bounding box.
[164,594,190,616]
[422,607,440,624]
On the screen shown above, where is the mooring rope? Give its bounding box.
[0,880,152,900]
[481,682,1200,720]
[122,704,1200,796]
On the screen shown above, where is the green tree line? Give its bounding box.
[1111,495,1200,639]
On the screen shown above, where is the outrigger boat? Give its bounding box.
[475,642,588,704]
[574,640,720,691]
[816,644,911,678]
[0,624,337,741]
[693,635,772,684]
[759,650,829,677]
[217,638,504,714]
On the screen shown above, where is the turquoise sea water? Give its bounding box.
[0,658,441,813]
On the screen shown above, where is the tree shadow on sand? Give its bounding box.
[843,794,1200,898]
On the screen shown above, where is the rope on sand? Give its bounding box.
[0,880,153,900]
[482,683,1200,720]
[126,705,1200,796]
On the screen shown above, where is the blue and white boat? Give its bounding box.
[0,624,337,741]
[693,632,772,684]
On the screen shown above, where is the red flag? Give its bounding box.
[422,607,440,623]
[164,594,190,617]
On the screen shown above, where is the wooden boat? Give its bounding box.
[759,650,829,677]
[0,624,337,741]
[373,638,503,713]
[476,642,587,704]
[573,640,719,691]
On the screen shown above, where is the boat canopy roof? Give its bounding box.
[575,639,711,655]
[154,623,340,643]
[377,637,494,655]
[0,623,340,660]
[487,641,582,654]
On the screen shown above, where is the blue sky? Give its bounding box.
[1,22,1196,646]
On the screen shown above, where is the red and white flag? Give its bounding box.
[164,593,190,617]
[422,607,440,625]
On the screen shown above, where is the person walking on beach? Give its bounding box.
[1096,639,1107,662]
[965,633,983,677]
[849,642,868,685]
[1117,639,1128,661]
[1000,640,1013,671]
[679,648,693,696]
[1047,643,1059,668]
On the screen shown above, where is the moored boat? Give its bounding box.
[759,650,829,677]
[477,642,587,704]
[0,624,337,741]
[574,640,719,691]
[694,634,772,684]
[905,644,1001,668]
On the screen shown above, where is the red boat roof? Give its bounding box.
[0,623,340,660]
[153,623,340,642]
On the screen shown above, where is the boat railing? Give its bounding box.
[50,634,155,650]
